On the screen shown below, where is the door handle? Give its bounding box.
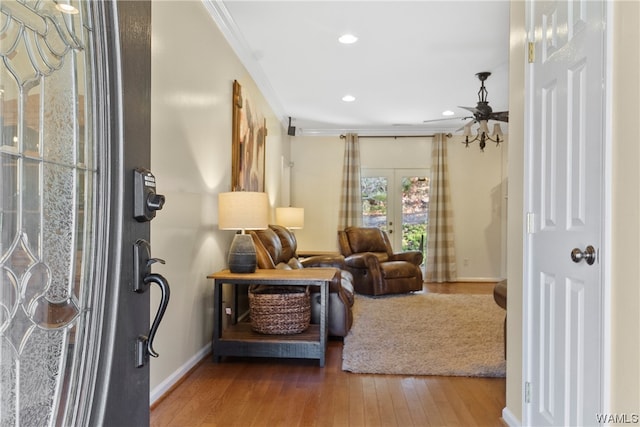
[143,273,171,357]
[570,245,596,265]
[135,273,171,367]
[133,239,171,367]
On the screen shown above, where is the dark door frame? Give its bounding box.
[89,1,152,425]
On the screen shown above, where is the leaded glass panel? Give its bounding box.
[0,1,99,425]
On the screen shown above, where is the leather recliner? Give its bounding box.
[249,225,354,337]
[338,226,424,296]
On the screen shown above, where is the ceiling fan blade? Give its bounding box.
[489,111,509,122]
[422,116,469,124]
[458,106,482,116]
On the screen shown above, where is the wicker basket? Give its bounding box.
[249,286,310,335]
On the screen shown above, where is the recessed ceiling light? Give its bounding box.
[55,3,79,14]
[338,34,358,44]
[442,110,455,116]
[342,95,356,102]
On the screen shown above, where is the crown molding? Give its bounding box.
[295,123,508,138]
[296,126,462,138]
[202,0,288,130]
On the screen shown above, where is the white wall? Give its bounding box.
[448,136,507,281]
[290,136,343,247]
[505,0,525,422]
[609,0,640,415]
[291,134,507,281]
[149,1,287,399]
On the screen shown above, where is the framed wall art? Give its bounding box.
[232,80,267,191]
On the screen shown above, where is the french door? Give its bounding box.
[361,168,429,256]
[1,1,162,426]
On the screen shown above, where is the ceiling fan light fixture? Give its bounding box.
[492,123,504,138]
[459,72,508,151]
[479,120,490,135]
[342,94,356,102]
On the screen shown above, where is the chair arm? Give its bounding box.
[389,251,424,265]
[300,254,346,269]
[344,252,381,270]
[345,253,385,293]
[304,267,344,294]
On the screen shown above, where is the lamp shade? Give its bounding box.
[479,120,490,135]
[218,191,268,231]
[218,191,268,273]
[275,207,304,229]
[492,123,504,138]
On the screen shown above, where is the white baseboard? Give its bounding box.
[502,407,521,427]
[150,342,211,405]
[454,277,504,283]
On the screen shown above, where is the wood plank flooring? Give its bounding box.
[151,282,506,427]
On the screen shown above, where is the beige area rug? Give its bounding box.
[342,292,506,377]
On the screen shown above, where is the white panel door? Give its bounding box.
[525,1,605,426]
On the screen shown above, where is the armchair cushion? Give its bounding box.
[380,261,418,279]
[345,227,389,254]
[389,251,423,265]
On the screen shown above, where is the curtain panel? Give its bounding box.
[338,133,362,229]
[426,133,457,282]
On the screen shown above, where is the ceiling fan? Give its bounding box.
[424,71,508,150]
[458,71,508,125]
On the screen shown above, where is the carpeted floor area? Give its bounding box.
[342,292,506,377]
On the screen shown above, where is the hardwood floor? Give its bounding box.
[151,282,505,427]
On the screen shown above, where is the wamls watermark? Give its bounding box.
[596,413,640,424]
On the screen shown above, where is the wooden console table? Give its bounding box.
[207,268,337,367]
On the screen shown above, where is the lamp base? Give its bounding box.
[228,233,257,273]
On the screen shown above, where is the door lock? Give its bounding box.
[134,168,165,222]
[570,245,596,265]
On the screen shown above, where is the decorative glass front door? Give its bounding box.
[0,1,160,425]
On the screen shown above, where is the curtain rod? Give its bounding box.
[339,133,452,139]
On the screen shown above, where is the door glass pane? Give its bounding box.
[0,1,98,425]
[361,176,388,231]
[401,176,429,261]
[1,65,19,150]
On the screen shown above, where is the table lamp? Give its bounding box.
[275,207,304,230]
[218,191,268,273]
